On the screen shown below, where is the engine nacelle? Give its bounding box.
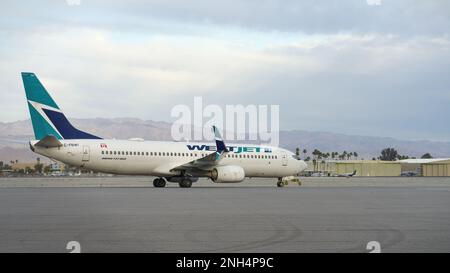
[210,165,245,183]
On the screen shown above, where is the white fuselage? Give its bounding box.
[31,139,306,179]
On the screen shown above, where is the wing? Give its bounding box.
[171,126,228,172]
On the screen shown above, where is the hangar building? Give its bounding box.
[400,158,450,177]
[305,160,401,177]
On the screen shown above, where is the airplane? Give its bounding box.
[337,170,357,178]
[21,72,307,188]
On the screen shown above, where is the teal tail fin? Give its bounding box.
[21,72,101,140]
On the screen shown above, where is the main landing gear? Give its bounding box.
[152,177,193,188]
[179,178,193,188]
[153,177,166,188]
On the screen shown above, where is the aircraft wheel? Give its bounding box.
[179,178,192,188]
[277,181,284,188]
[153,178,166,188]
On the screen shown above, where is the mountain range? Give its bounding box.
[1,118,449,163]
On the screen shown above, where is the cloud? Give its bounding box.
[0,1,449,141]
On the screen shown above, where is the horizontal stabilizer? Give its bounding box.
[34,135,62,148]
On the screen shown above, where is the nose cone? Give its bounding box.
[298,160,307,173]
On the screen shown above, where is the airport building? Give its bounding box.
[305,160,402,177]
[400,158,450,177]
[305,158,450,177]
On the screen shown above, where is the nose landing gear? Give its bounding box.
[277,176,302,187]
[277,178,284,187]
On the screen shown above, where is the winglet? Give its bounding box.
[212,126,228,154]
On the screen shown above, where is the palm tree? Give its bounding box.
[323,153,329,173]
[295,148,300,159]
[34,157,43,174]
[354,152,358,160]
[312,149,320,160]
[303,149,307,160]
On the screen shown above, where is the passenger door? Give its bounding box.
[82,145,90,162]
[281,152,288,166]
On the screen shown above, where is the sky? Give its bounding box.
[0,0,449,141]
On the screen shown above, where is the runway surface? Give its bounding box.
[0,177,449,252]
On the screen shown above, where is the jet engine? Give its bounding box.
[210,166,245,183]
